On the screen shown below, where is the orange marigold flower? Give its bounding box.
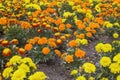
[78,24,85,30]
[1,40,9,47]
[54,18,62,25]
[0,17,7,25]
[85,27,91,32]
[20,21,31,29]
[65,55,74,63]
[11,39,19,44]
[61,52,67,59]
[54,49,61,57]
[42,47,50,55]
[33,37,40,42]
[48,41,57,48]
[68,40,78,47]
[56,39,62,45]
[91,29,96,34]
[86,32,92,37]
[75,48,86,58]
[28,39,36,45]
[79,33,85,39]
[66,23,72,28]
[38,37,47,45]
[18,48,26,55]
[59,24,65,31]
[24,43,33,51]
[2,48,12,56]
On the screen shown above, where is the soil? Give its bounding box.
[37,58,73,80]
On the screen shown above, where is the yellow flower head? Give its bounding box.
[113,53,120,63]
[76,76,86,80]
[100,57,111,67]
[11,69,26,80]
[29,72,47,80]
[9,55,22,65]
[117,75,120,80]
[76,39,88,45]
[21,57,37,69]
[113,33,119,38]
[18,63,30,73]
[70,69,78,75]
[2,67,13,79]
[101,77,108,80]
[82,62,96,73]
[109,63,120,74]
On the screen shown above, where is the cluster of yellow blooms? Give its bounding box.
[99,53,120,77]
[76,39,88,45]
[95,43,113,53]
[2,55,47,80]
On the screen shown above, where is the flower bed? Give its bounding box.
[0,0,120,80]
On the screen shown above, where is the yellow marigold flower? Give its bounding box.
[11,69,26,80]
[113,53,120,63]
[76,76,86,80]
[18,63,30,73]
[113,33,119,38]
[114,22,119,27]
[109,63,120,74]
[29,72,47,80]
[68,1,75,6]
[21,57,37,69]
[95,4,101,13]
[63,12,74,18]
[24,0,30,4]
[70,69,78,75]
[2,67,13,79]
[117,75,120,80]
[95,43,112,53]
[101,77,108,80]
[9,55,22,65]
[76,39,88,45]
[100,57,111,67]
[89,76,95,80]
[95,43,104,53]
[82,62,96,73]
[102,44,112,52]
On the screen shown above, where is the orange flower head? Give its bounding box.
[48,41,57,48]
[33,37,40,42]
[79,34,85,39]
[54,49,61,57]
[18,48,26,55]
[60,36,66,41]
[1,40,9,47]
[28,39,36,45]
[59,24,65,31]
[0,17,7,25]
[56,39,62,45]
[65,55,74,63]
[20,21,31,29]
[68,40,78,47]
[75,48,86,58]
[2,48,12,56]
[42,47,50,55]
[24,43,33,51]
[66,23,72,28]
[11,39,19,44]
[86,32,92,37]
